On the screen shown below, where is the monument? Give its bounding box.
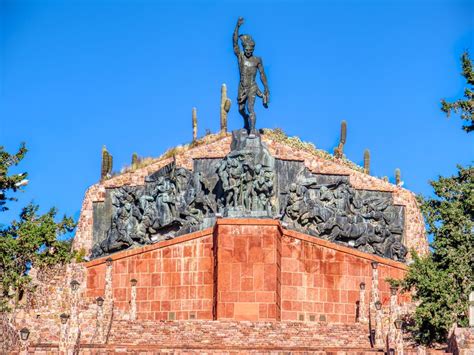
[2,18,429,354]
[234,17,269,135]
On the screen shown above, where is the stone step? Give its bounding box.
[106,319,373,350]
[23,344,386,354]
[404,350,451,355]
[21,343,453,354]
[22,320,456,354]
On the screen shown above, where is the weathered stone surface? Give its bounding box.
[91,132,407,261]
[72,134,428,259]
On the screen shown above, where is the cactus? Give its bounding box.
[101,146,108,180]
[334,120,347,158]
[363,149,370,174]
[101,146,113,180]
[131,153,139,169]
[340,120,347,145]
[224,98,231,112]
[220,84,231,134]
[382,176,388,182]
[192,107,198,142]
[395,168,401,186]
[108,154,113,176]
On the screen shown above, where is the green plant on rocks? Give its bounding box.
[131,153,139,169]
[101,146,113,180]
[192,107,198,142]
[334,120,347,159]
[220,84,232,134]
[363,149,370,175]
[395,168,401,186]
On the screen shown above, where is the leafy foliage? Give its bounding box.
[441,52,474,133]
[399,166,473,345]
[398,51,474,345]
[0,145,76,312]
[0,144,28,212]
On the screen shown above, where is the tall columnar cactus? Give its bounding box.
[108,153,113,176]
[101,146,113,180]
[192,107,198,142]
[131,153,139,169]
[363,149,370,174]
[334,120,347,158]
[220,84,231,134]
[395,168,401,186]
[101,146,107,180]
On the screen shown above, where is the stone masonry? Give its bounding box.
[72,133,428,258]
[2,134,429,354]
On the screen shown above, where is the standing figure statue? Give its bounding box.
[233,17,270,135]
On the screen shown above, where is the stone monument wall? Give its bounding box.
[82,219,408,324]
[215,222,280,321]
[72,134,428,259]
[6,218,413,353]
[85,228,215,321]
[279,229,408,323]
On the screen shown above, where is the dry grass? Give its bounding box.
[111,127,366,179]
[117,131,229,175]
[261,128,365,173]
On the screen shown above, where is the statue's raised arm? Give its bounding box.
[233,17,244,56]
[232,17,269,136]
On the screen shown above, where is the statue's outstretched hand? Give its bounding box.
[237,17,244,26]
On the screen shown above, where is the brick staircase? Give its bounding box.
[113,319,372,349]
[71,319,382,353]
[404,350,451,355]
[22,320,454,354]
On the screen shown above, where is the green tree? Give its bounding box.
[400,166,473,345]
[0,145,76,311]
[441,51,474,133]
[398,52,474,345]
[0,143,27,212]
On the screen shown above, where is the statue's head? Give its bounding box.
[240,34,255,58]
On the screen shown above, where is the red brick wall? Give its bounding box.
[216,222,280,321]
[86,229,215,321]
[84,219,407,324]
[377,263,409,305]
[279,232,406,323]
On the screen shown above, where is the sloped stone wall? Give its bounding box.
[86,229,215,321]
[280,229,408,323]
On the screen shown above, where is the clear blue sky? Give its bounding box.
[0,0,472,225]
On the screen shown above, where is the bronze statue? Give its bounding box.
[233,17,269,135]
